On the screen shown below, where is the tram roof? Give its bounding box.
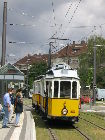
[46,68,79,79]
[45,63,79,79]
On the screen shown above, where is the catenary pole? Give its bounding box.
[1,2,7,66]
[93,43,96,105]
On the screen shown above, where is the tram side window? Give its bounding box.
[45,81,48,96]
[60,81,71,98]
[49,82,52,98]
[46,81,52,98]
[72,81,77,98]
[38,83,41,93]
[54,81,59,98]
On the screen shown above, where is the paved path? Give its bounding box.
[0,110,36,140]
[81,103,105,113]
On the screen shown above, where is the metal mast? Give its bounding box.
[1,2,7,66]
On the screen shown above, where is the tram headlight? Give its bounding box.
[62,108,68,115]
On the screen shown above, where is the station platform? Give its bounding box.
[0,110,36,140]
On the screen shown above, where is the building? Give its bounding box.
[14,54,48,74]
[0,63,24,99]
[14,41,87,74]
[52,40,87,69]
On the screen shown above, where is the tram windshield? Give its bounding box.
[60,81,71,98]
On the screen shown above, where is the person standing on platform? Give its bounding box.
[2,88,12,128]
[8,88,15,123]
[14,89,23,127]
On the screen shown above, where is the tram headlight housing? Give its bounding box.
[62,108,68,115]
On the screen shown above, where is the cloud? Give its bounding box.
[0,0,105,63]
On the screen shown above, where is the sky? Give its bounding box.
[0,0,105,63]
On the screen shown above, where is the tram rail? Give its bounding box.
[72,125,92,140]
[81,112,105,121]
[48,127,58,140]
[79,116,105,131]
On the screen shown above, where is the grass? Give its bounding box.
[80,112,105,128]
[32,111,50,140]
[23,98,32,106]
[53,124,85,140]
[32,111,85,140]
[75,119,105,140]
[77,112,105,140]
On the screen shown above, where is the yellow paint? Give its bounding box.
[32,93,40,106]
[40,95,43,108]
[48,98,79,117]
[32,94,79,117]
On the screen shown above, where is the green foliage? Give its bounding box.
[28,62,48,88]
[79,36,105,89]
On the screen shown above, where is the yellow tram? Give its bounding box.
[32,63,80,122]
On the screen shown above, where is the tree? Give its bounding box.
[28,62,48,88]
[79,36,105,89]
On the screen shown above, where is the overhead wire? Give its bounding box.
[51,1,73,38]
[9,23,36,27]
[53,23,104,55]
[7,2,105,59]
[50,0,57,38]
[50,1,75,55]
[52,25,98,54]
[60,0,82,38]
[9,41,35,45]
[50,0,82,56]
[65,3,73,18]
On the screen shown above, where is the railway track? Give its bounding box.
[24,104,92,140]
[48,127,58,140]
[47,122,92,140]
[81,112,105,121]
[24,103,94,140]
[31,105,92,140]
[79,116,105,131]
[72,125,92,140]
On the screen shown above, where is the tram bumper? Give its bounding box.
[47,115,79,122]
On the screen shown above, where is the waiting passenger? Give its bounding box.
[14,89,23,127]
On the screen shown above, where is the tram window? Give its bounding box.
[46,81,48,94]
[72,81,77,98]
[49,82,52,98]
[54,81,59,97]
[38,83,41,93]
[46,81,52,98]
[60,81,71,98]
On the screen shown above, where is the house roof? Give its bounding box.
[0,63,24,75]
[0,63,24,80]
[56,41,87,58]
[14,41,87,66]
[14,54,49,66]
